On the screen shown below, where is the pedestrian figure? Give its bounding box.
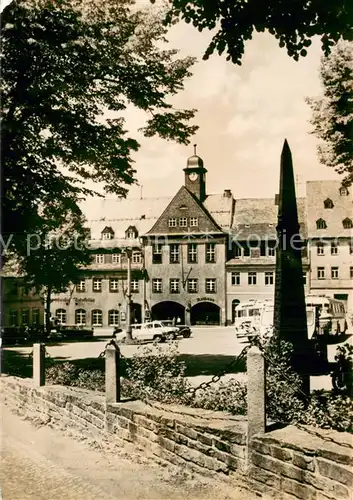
[176,316,181,325]
[172,317,176,326]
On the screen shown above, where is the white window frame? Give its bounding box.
[112,253,121,264]
[21,309,29,325]
[10,309,18,326]
[75,309,86,325]
[188,243,197,263]
[56,309,66,325]
[248,272,257,285]
[189,217,198,227]
[92,309,103,327]
[102,232,113,240]
[93,278,102,291]
[168,218,177,227]
[109,278,119,292]
[317,243,325,255]
[76,279,86,292]
[152,244,163,264]
[179,217,187,227]
[170,278,180,293]
[205,278,216,293]
[205,243,216,263]
[187,278,198,293]
[108,310,120,326]
[265,272,274,285]
[152,278,163,293]
[95,254,104,264]
[131,279,139,293]
[317,267,325,280]
[331,242,338,255]
[231,272,240,286]
[132,252,142,264]
[127,231,136,239]
[268,246,276,257]
[169,244,180,263]
[32,308,40,325]
[331,267,339,279]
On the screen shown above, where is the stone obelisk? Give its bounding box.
[274,140,310,393]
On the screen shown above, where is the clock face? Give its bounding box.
[188,172,198,182]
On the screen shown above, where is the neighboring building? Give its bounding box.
[306,181,353,316]
[2,153,352,329]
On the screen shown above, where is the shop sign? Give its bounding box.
[74,297,95,303]
[196,297,215,302]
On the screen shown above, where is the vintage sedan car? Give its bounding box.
[159,321,192,339]
[114,321,177,343]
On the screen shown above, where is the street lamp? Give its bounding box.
[124,247,133,343]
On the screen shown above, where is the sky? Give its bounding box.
[2,0,340,201]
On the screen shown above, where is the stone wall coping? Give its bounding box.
[253,425,353,462]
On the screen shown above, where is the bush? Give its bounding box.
[46,362,105,392]
[303,391,353,432]
[193,378,247,414]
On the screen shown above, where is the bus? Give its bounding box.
[233,295,348,341]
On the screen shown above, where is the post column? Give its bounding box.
[33,343,45,387]
[105,344,120,404]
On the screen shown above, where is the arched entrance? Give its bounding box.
[131,303,142,324]
[191,302,221,325]
[151,301,185,323]
[232,299,240,323]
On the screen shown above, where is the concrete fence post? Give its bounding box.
[105,344,121,404]
[246,346,266,463]
[33,343,45,387]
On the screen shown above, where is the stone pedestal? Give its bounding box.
[105,344,120,404]
[247,346,266,457]
[33,343,45,387]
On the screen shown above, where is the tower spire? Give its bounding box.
[193,144,197,155]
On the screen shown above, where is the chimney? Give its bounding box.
[223,189,232,198]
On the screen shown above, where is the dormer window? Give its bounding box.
[101,226,114,240]
[339,187,349,196]
[316,219,327,230]
[324,198,334,209]
[343,218,353,229]
[125,226,138,239]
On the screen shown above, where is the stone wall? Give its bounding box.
[2,375,352,499]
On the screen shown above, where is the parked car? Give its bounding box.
[114,321,177,343]
[159,321,192,339]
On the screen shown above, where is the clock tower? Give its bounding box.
[183,145,207,202]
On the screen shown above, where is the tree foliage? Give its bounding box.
[162,0,353,65]
[1,0,197,254]
[307,41,353,186]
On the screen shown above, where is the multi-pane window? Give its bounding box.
[32,308,40,325]
[152,244,163,264]
[75,309,86,325]
[331,267,339,279]
[265,272,274,285]
[132,252,142,264]
[268,246,276,257]
[248,272,257,285]
[95,254,104,264]
[21,309,29,325]
[108,310,120,326]
[187,278,198,293]
[126,230,136,239]
[189,217,198,227]
[234,245,242,258]
[92,309,103,326]
[93,278,102,291]
[350,267,353,279]
[317,267,325,280]
[205,243,216,263]
[76,279,86,292]
[205,278,216,293]
[169,244,180,264]
[231,272,240,286]
[112,254,121,264]
[303,273,307,286]
[179,217,187,227]
[317,243,325,255]
[342,218,353,229]
[168,218,177,227]
[170,279,180,293]
[109,278,119,292]
[131,279,139,293]
[316,219,327,230]
[331,242,338,255]
[10,310,18,326]
[55,309,66,325]
[102,232,113,240]
[152,278,163,293]
[188,243,197,263]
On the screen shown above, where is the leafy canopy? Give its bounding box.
[161,0,353,64]
[307,41,353,186]
[1,0,198,253]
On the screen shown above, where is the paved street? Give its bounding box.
[4,326,351,391]
[1,405,252,500]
